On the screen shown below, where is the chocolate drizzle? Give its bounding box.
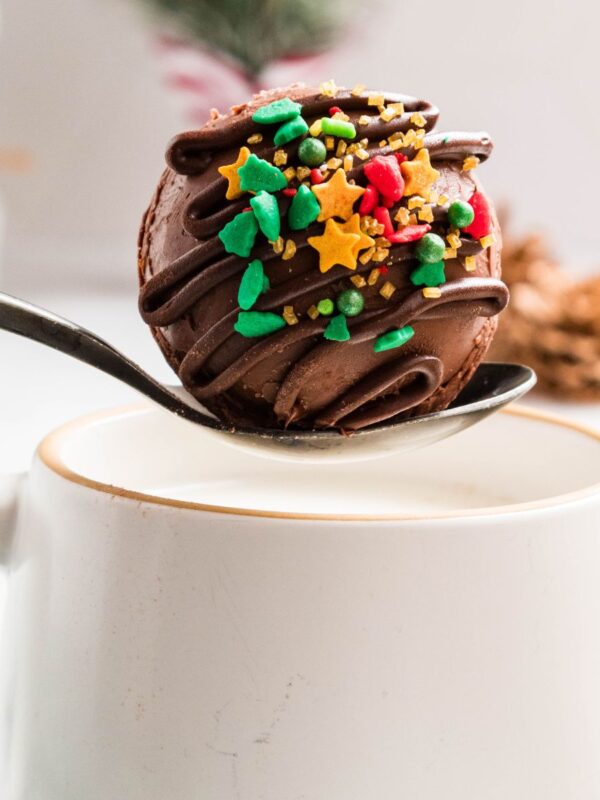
[138,85,507,431]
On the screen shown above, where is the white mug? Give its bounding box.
[1,404,600,800]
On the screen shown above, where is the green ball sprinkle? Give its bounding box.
[415,233,446,264]
[448,199,475,229]
[324,313,350,342]
[317,298,335,316]
[320,117,357,140]
[238,154,288,193]
[288,184,321,230]
[218,210,258,258]
[234,311,286,338]
[298,137,327,167]
[410,261,446,288]
[373,326,415,353]
[252,97,302,125]
[274,116,309,146]
[237,259,265,311]
[336,288,365,317]
[249,191,280,241]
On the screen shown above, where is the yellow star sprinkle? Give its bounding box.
[307,218,361,273]
[311,168,365,222]
[400,148,440,199]
[338,214,375,258]
[218,146,250,200]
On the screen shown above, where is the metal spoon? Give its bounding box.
[0,292,536,462]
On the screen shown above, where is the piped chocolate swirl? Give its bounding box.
[138,82,507,432]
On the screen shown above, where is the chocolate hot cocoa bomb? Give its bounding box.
[138,83,508,432]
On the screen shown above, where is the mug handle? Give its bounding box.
[0,473,22,566]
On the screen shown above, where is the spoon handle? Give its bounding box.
[0,291,217,424]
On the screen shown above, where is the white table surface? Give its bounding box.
[1,288,600,475]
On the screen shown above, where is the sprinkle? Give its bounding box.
[329,105,342,116]
[351,83,366,96]
[413,139,425,150]
[283,167,296,182]
[422,287,442,299]
[273,149,288,166]
[320,79,338,97]
[274,116,309,146]
[310,168,325,184]
[218,210,258,257]
[443,248,458,259]
[355,148,370,160]
[321,117,357,139]
[283,305,299,325]
[343,154,354,172]
[418,205,434,223]
[309,119,323,137]
[463,155,480,171]
[325,136,335,151]
[298,137,327,167]
[373,325,415,353]
[358,115,372,126]
[296,166,311,181]
[234,311,286,338]
[238,153,288,193]
[237,259,266,310]
[368,94,385,107]
[272,236,284,254]
[438,194,449,206]
[415,232,446,263]
[252,97,302,125]
[282,239,297,260]
[379,281,396,300]
[308,217,361,272]
[218,146,251,200]
[408,213,418,225]
[311,168,365,222]
[326,157,342,170]
[288,184,320,230]
[446,231,462,249]
[367,267,381,285]
[324,314,350,342]
[351,275,367,288]
[448,199,475,229]
[464,255,477,272]
[380,107,399,122]
[282,187,297,196]
[388,102,405,115]
[410,112,426,127]
[336,288,365,317]
[389,131,404,143]
[403,129,416,146]
[359,246,376,265]
[335,140,347,158]
[410,261,446,287]
[463,191,492,239]
[389,138,405,152]
[480,234,496,248]
[249,190,280,241]
[371,247,390,262]
[317,298,335,316]
[408,196,425,209]
[307,305,320,320]
[394,207,410,225]
[247,132,263,144]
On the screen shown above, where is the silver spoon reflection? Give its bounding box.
[0,292,536,461]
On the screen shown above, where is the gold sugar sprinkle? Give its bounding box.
[463,155,480,171]
[273,149,288,166]
[368,93,385,107]
[326,157,342,170]
[282,239,297,260]
[395,207,410,225]
[283,305,299,325]
[480,234,496,248]
[296,166,311,181]
[410,112,426,127]
[389,131,404,142]
[443,248,457,260]
[325,136,335,151]
[335,140,347,157]
[352,83,366,96]
[332,111,350,122]
[375,236,390,248]
[379,139,388,148]
[372,248,390,263]
[379,108,397,122]
[408,213,418,225]
[309,119,322,137]
[355,148,370,161]
[351,274,367,288]
[413,139,425,150]
[367,267,382,285]
[320,79,338,97]
[389,138,405,152]
[464,255,477,272]
[422,287,442,299]
[343,154,354,172]
[307,304,320,320]
[437,194,449,206]
[379,281,397,300]
[283,167,296,181]
[408,196,425,209]
[388,102,405,115]
[247,132,263,144]
[359,247,376,265]
[447,232,461,249]
[272,237,284,254]
[418,205,434,223]
[358,115,372,126]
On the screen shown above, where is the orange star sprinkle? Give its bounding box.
[308,218,361,273]
[400,148,440,199]
[338,213,375,258]
[311,168,365,222]
[218,146,251,200]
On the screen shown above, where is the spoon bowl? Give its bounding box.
[0,292,536,462]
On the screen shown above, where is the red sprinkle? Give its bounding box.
[329,106,342,116]
[359,184,379,215]
[242,207,252,212]
[310,168,325,184]
[394,153,408,164]
[283,187,297,196]
[373,206,395,238]
[364,155,405,203]
[379,266,389,275]
[387,224,431,244]
[462,191,492,239]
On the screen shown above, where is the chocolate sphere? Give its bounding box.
[138,83,508,432]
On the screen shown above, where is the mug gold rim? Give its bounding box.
[36,403,600,522]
